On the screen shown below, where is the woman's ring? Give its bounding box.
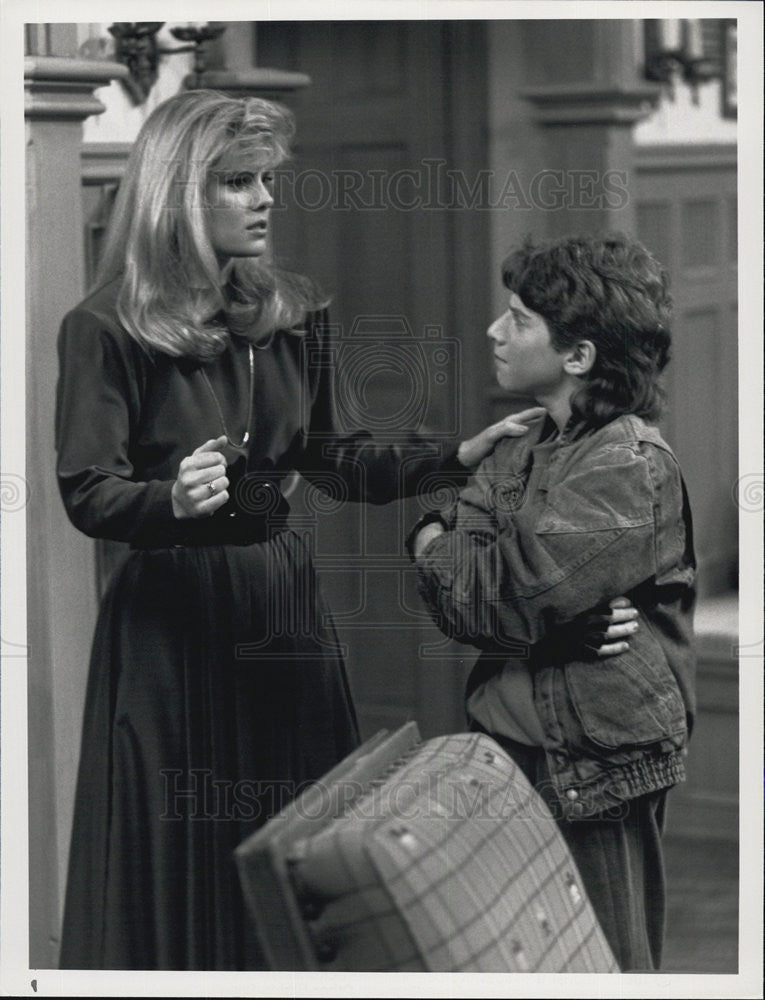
[208,480,217,496]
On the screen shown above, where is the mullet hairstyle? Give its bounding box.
[501,234,673,425]
[96,90,326,360]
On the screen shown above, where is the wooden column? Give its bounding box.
[25,52,126,968]
[520,20,661,237]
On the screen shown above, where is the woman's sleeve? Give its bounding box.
[55,307,180,544]
[295,310,469,504]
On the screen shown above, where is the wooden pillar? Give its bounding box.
[25,50,127,968]
[520,20,661,237]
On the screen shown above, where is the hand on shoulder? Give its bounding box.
[457,407,546,469]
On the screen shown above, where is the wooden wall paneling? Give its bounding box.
[672,305,736,589]
[394,23,467,740]
[635,146,738,844]
[82,181,119,289]
[258,22,425,740]
[635,144,738,596]
[726,194,737,263]
[258,21,490,740]
[427,20,495,725]
[635,200,673,276]
[665,638,739,842]
[680,198,720,268]
[723,300,739,585]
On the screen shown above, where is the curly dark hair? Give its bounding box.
[501,234,673,425]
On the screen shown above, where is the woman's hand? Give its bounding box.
[171,436,231,519]
[580,596,640,658]
[457,407,546,468]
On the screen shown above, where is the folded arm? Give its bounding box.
[413,441,663,648]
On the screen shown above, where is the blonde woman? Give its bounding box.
[55,90,635,969]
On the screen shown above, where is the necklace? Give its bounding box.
[199,342,255,450]
[252,328,277,351]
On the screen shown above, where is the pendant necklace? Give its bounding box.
[199,342,255,451]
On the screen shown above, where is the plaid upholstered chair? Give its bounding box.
[235,723,617,972]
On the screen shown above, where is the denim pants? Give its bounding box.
[476,727,668,972]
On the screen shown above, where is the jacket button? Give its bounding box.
[566,789,579,801]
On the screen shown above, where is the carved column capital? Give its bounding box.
[522,83,662,128]
[187,67,311,97]
[24,56,128,120]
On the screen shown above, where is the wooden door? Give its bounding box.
[635,144,739,844]
[635,144,738,597]
[258,21,490,739]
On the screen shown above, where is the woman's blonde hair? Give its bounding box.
[97,89,324,359]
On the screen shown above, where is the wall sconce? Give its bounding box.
[643,19,724,102]
[109,22,225,103]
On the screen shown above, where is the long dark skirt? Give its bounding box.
[59,531,360,970]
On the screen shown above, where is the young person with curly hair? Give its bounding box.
[411,234,696,971]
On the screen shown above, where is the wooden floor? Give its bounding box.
[661,835,739,974]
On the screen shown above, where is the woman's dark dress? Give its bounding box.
[56,279,464,970]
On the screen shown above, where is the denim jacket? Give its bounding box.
[412,414,696,819]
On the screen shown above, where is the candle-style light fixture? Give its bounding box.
[109,21,225,103]
[643,19,725,102]
[107,23,164,103]
[108,22,310,103]
[167,23,227,89]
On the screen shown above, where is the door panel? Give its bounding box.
[259,21,489,738]
[635,145,738,596]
